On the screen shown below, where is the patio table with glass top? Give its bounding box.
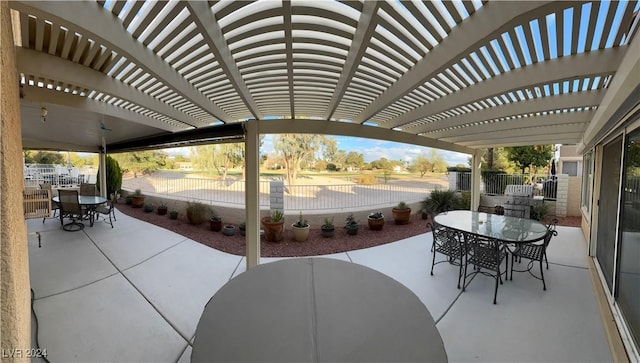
[433,210,549,244]
[53,195,107,227]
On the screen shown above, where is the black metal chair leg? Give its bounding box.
[540,259,546,291]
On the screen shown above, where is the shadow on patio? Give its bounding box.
[27,211,611,362]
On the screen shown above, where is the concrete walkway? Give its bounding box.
[28,212,611,362]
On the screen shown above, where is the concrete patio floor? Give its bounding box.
[27,211,612,362]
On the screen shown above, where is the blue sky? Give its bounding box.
[262,135,470,165]
[168,135,470,166]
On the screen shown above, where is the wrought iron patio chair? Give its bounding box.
[39,183,59,221]
[94,193,117,228]
[428,221,468,289]
[465,234,509,304]
[58,189,85,231]
[510,219,559,290]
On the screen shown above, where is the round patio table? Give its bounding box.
[434,210,548,243]
[53,195,107,227]
[191,257,447,362]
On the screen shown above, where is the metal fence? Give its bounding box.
[452,172,558,200]
[122,175,441,211]
[625,176,640,203]
[24,164,97,188]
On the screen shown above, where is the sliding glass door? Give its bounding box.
[596,136,622,293]
[617,129,640,348]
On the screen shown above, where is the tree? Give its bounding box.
[505,145,554,174]
[112,150,167,176]
[24,150,64,165]
[410,155,433,177]
[343,151,364,170]
[191,143,244,180]
[273,134,324,185]
[321,137,338,162]
[370,157,391,170]
[429,149,448,173]
[481,147,517,173]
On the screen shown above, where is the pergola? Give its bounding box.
[10,0,640,268]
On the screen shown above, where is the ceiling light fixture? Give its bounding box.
[40,106,47,123]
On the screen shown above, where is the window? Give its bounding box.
[581,151,593,213]
[563,161,578,176]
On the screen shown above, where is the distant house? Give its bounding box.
[176,162,193,171]
[558,145,582,176]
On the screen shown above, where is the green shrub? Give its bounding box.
[457,191,471,210]
[421,189,462,217]
[530,203,549,221]
[185,201,211,225]
[96,155,122,197]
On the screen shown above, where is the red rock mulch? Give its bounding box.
[116,203,581,257]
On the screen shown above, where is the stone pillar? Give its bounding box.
[555,174,569,217]
[447,172,456,191]
[1,2,31,354]
[270,181,284,213]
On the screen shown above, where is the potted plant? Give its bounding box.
[367,211,385,231]
[169,210,179,220]
[261,210,285,242]
[186,201,209,225]
[421,189,461,220]
[321,217,335,238]
[125,195,133,205]
[157,202,168,215]
[143,203,154,213]
[131,189,145,208]
[291,211,310,242]
[238,222,246,236]
[345,213,359,235]
[494,205,505,215]
[392,201,412,225]
[210,211,222,232]
[222,225,236,236]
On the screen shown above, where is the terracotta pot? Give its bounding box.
[368,217,384,231]
[261,216,284,242]
[392,208,411,225]
[131,195,145,208]
[157,206,168,215]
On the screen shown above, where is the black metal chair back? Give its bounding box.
[466,234,508,304]
[428,221,468,289]
[510,218,559,290]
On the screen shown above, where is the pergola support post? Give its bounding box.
[99,137,107,198]
[244,121,260,269]
[470,149,482,211]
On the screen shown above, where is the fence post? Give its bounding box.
[270,181,284,214]
[555,174,569,217]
